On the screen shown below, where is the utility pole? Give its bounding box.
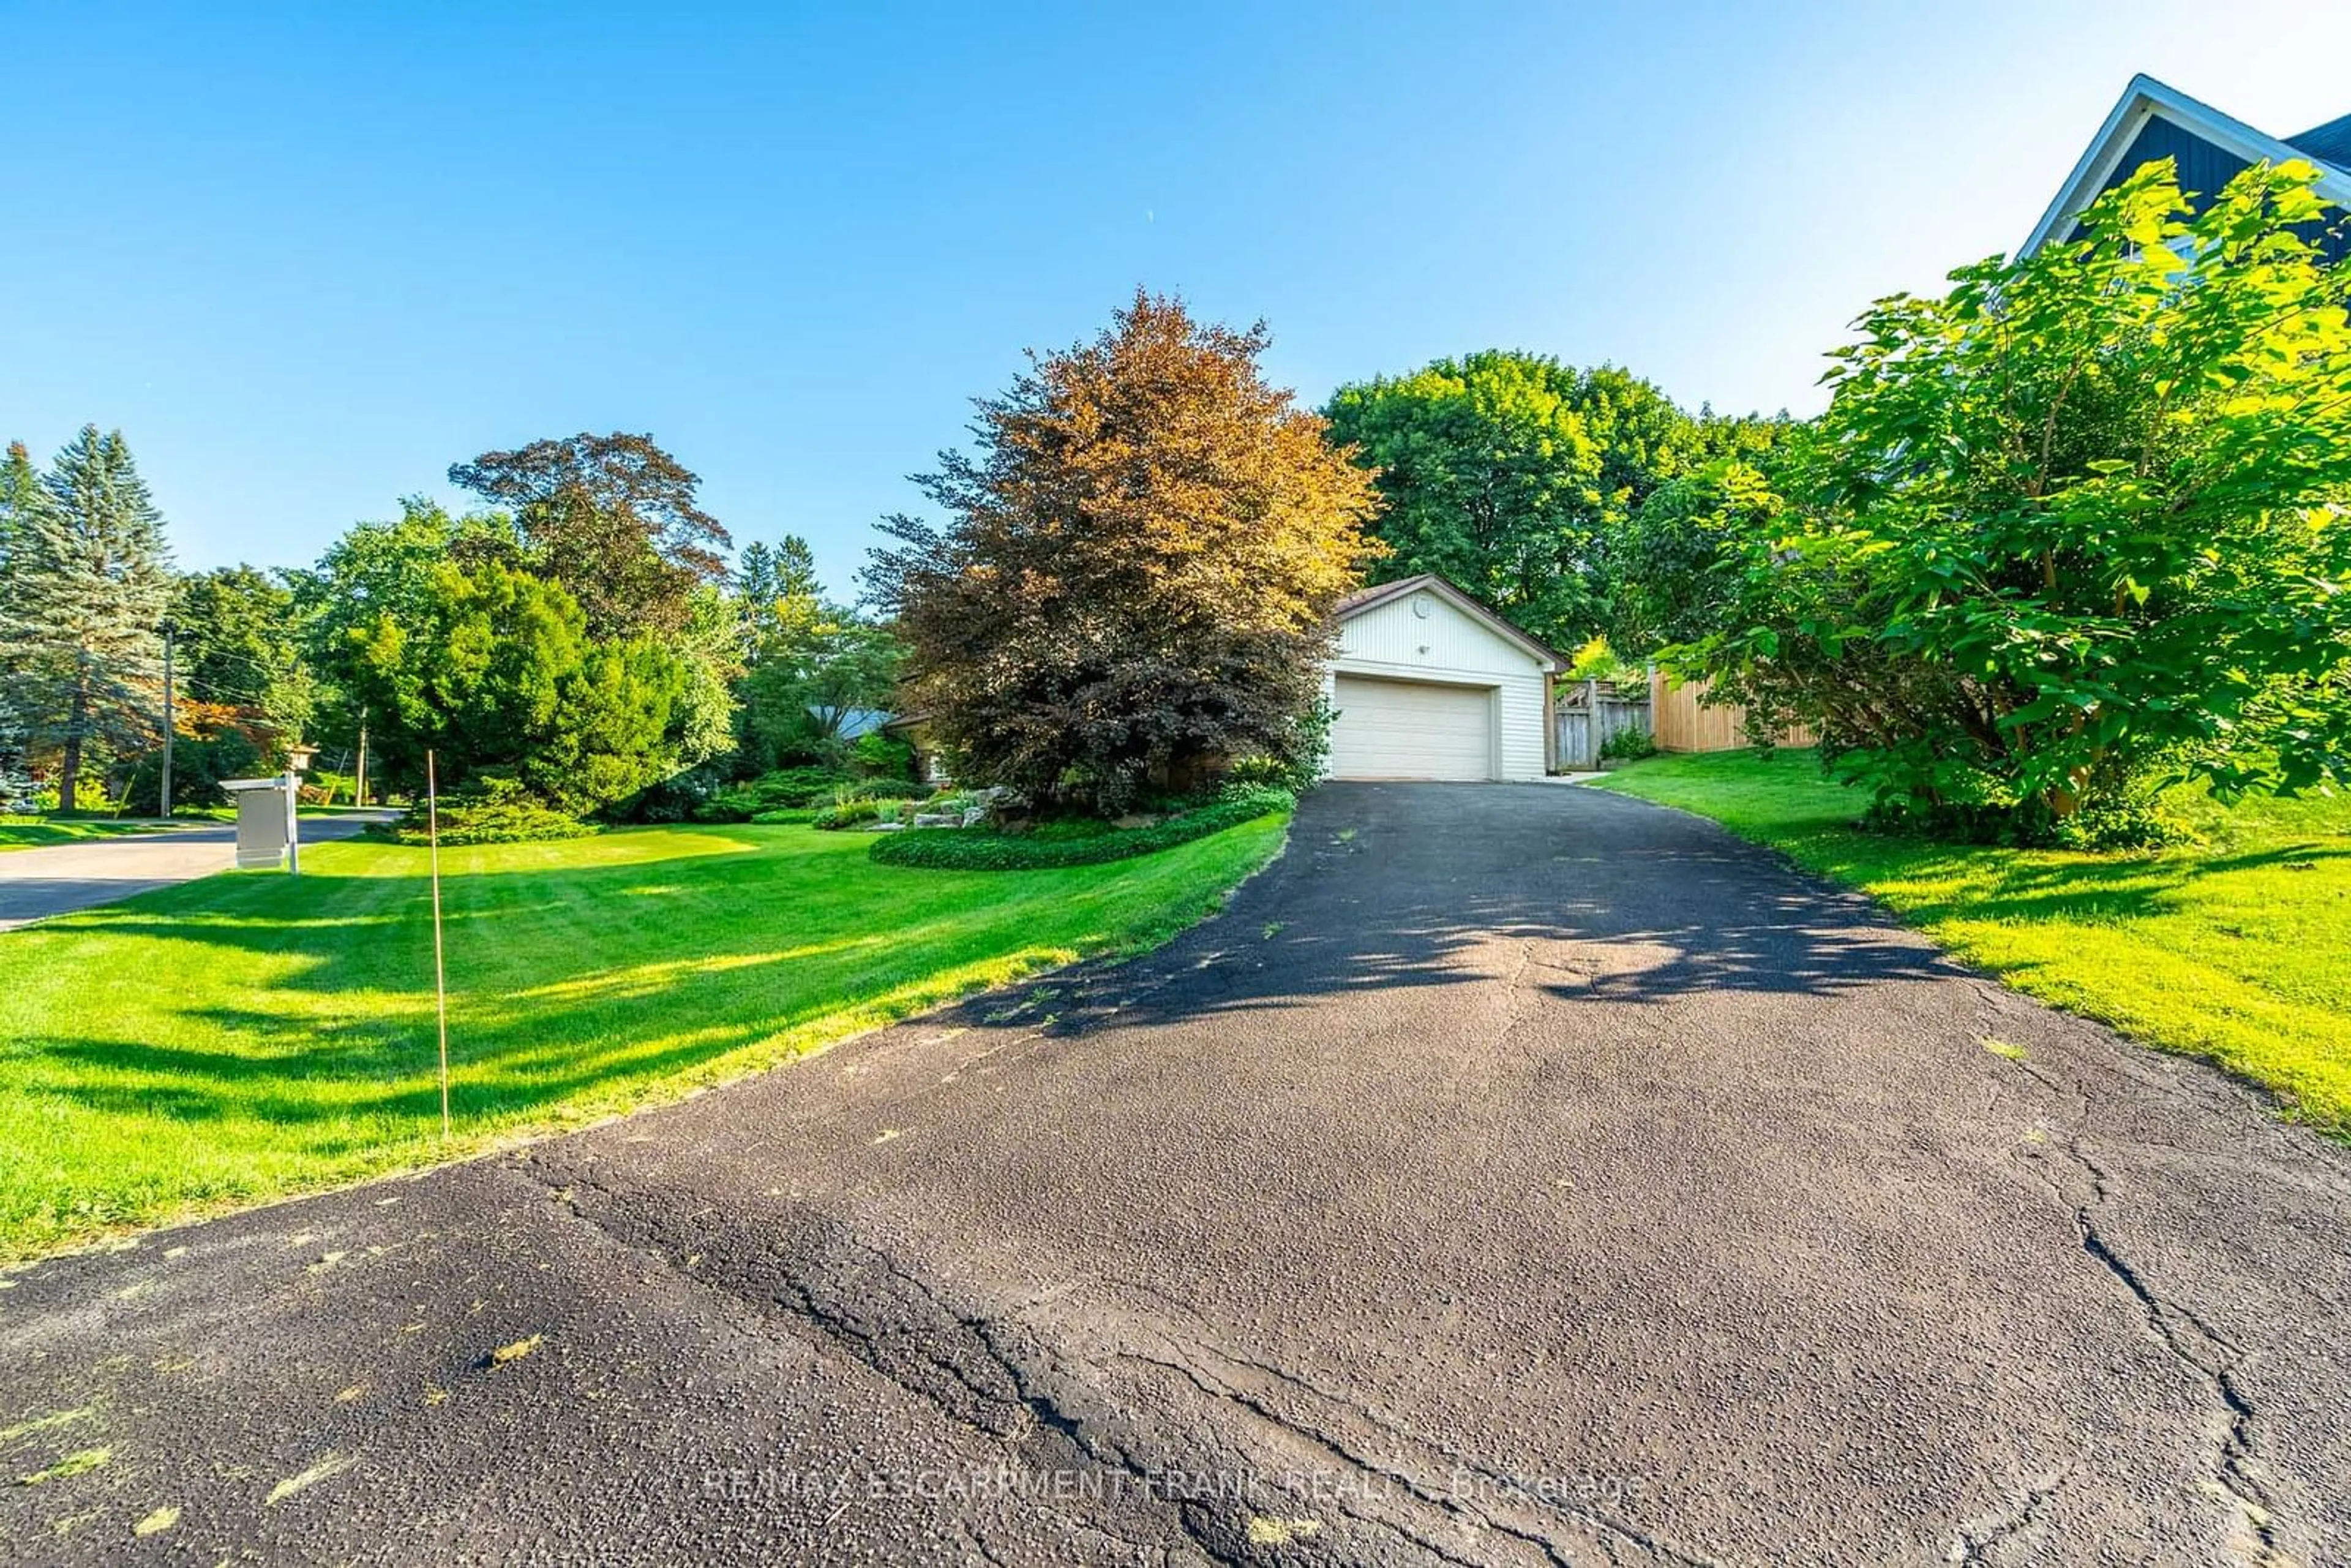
[160,626,175,819]
[354,710,369,808]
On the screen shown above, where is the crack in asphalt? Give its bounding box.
[1107,1310,1719,1568]
[1945,1469,2065,1565]
[2002,1057,2285,1559]
[2067,1154,2278,1563]
[1118,1348,1568,1568]
[521,1156,1228,1562]
[523,1151,1713,1567]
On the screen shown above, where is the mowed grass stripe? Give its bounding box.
[0,816,1288,1259]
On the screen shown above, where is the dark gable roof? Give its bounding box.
[2289,111,2351,172]
[1332,572,1565,671]
[2023,75,2351,257]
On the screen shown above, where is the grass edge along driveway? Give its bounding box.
[0,812,1289,1262]
[0,817,190,852]
[1593,750,2351,1136]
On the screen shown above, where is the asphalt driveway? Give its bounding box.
[4,784,2347,1565]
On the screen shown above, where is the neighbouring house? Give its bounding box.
[825,707,893,743]
[878,712,951,784]
[1321,574,1562,781]
[2021,74,2350,260]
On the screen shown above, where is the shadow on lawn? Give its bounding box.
[23,789,1983,1143]
[12,837,1037,1138]
[1807,838,2351,929]
[43,789,2306,1143]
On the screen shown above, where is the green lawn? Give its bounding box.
[1592,751,2351,1134]
[0,817,186,852]
[0,814,1288,1260]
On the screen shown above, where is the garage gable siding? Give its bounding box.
[1325,589,1551,781]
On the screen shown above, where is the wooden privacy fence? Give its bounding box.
[1553,678,1652,769]
[1648,667,1818,752]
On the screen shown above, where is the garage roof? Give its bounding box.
[1333,573,1565,672]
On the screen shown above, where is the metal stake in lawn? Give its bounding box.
[428,750,451,1140]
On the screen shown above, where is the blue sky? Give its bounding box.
[7,1,2350,597]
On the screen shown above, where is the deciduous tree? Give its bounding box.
[736,613,902,770]
[169,565,317,747]
[1673,160,2351,841]
[1324,354,1711,648]
[865,291,1381,813]
[448,432,730,638]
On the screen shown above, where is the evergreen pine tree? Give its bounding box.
[0,441,48,806]
[0,440,36,579]
[0,698,32,811]
[0,427,173,811]
[735,533,825,656]
[736,540,776,603]
[771,535,820,601]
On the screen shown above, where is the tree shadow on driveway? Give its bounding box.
[997,782,1957,1040]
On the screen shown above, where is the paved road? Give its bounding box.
[3,784,2347,1565]
[0,814,392,930]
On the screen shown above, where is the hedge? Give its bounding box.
[869,787,1292,871]
[389,796,598,847]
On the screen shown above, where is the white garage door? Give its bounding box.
[1327,676,1495,781]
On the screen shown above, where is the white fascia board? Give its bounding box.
[2020,73,2351,258]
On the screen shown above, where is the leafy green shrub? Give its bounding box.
[871,787,1292,870]
[690,766,861,822]
[1224,697,1338,794]
[121,726,265,814]
[1565,636,1641,686]
[391,776,596,846]
[1845,751,2193,850]
[1018,814,1120,842]
[812,797,888,831]
[616,761,732,823]
[1667,161,2351,837]
[828,778,930,806]
[748,807,819,825]
[1599,727,1658,763]
[2051,796,2194,852]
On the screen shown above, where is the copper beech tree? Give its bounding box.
[864,293,1383,814]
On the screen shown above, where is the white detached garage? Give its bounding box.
[1322,574,1562,781]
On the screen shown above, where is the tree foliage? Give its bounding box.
[736,615,903,772]
[340,557,692,815]
[0,443,39,804]
[169,565,317,749]
[727,534,902,772]
[1665,159,2351,840]
[733,534,823,655]
[448,432,730,638]
[865,291,1381,814]
[1323,354,1708,648]
[0,440,33,582]
[0,427,172,809]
